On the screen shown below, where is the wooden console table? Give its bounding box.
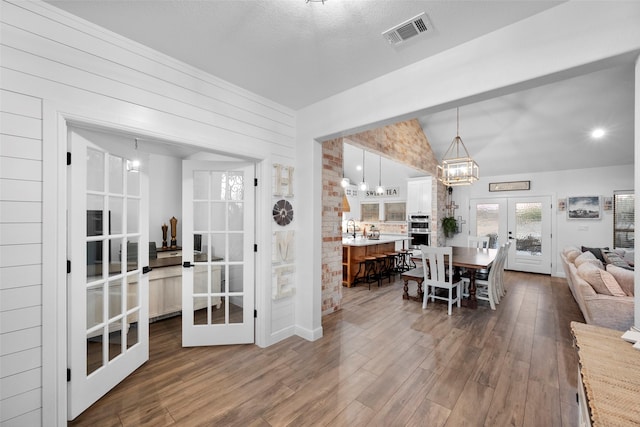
[571,321,640,426]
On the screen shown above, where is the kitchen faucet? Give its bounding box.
[346,218,356,238]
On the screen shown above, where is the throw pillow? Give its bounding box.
[566,250,581,263]
[563,246,580,256]
[577,262,624,296]
[581,246,609,264]
[574,251,604,269]
[606,264,634,296]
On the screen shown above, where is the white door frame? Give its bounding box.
[41,102,268,424]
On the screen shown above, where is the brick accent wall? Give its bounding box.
[321,138,345,315]
[320,119,446,315]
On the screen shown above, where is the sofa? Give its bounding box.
[560,246,634,331]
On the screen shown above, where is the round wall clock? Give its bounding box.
[273,199,294,226]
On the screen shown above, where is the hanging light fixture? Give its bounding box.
[376,155,385,195]
[437,107,479,186]
[126,137,141,172]
[306,0,327,3]
[358,149,368,191]
[340,176,350,188]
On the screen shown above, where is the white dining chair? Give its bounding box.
[495,241,511,298]
[475,243,507,309]
[420,245,462,316]
[467,235,490,249]
[462,235,491,296]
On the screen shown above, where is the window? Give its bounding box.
[361,203,379,222]
[384,202,406,222]
[613,191,634,249]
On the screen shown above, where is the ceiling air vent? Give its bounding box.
[382,12,431,46]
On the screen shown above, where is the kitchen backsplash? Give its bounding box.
[344,220,407,235]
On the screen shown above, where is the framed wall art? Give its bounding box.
[567,196,601,220]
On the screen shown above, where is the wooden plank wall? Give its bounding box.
[0,0,297,424]
[0,90,44,425]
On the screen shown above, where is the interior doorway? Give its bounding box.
[65,124,258,419]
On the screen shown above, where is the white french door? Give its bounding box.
[182,161,255,346]
[470,196,551,274]
[67,130,149,419]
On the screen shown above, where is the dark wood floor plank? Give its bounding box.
[69,271,585,427]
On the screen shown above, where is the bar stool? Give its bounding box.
[385,251,400,277]
[374,253,390,285]
[397,249,414,272]
[362,256,378,289]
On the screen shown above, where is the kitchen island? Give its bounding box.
[342,235,410,287]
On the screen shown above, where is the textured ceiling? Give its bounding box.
[44,1,635,179]
[44,0,562,109]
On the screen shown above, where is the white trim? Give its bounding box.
[41,101,268,423]
[294,325,323,342]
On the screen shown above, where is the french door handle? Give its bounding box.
[142,266,152,274]
[183,261,194,268]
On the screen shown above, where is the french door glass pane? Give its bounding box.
[108,323,122,361]
[127,199,139,233]
[126,312,139,349]
[127,169,140,196]
[87,285,103,329]
[87,149,104,192]
[229,264,243,292]
[193,202,208,231]
[108,279,122,319]
[475,203,500,248]
[211,202,226,231]
[127,274,138,311]
[109,155,123,195]
[515,202,542,256]
[229,296,243,324]
[87,333,103,375]
[229,234,243,262]
[229,203,243,231]
[109,196,123,235]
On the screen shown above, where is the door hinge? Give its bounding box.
[67,152,71,165]
[67,260,71,274]
[254,244,258,252]
[254,178,258,187]
[67,368,71,382]
[254,309,257,318]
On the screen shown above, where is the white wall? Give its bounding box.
[0,0,296,424]
[295,2,640,341]
[148,153,182,249]
[442,165,633,276]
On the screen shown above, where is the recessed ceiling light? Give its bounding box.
[591,128,606,139]
[356,165,362,171]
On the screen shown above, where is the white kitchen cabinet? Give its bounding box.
[406,177,432,215]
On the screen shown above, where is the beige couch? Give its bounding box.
[560,246,634,331]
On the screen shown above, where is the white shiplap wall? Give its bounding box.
[0,90,44,426]
[0,0,297,424]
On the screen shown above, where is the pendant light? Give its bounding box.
[437,107,479,186]
[127,137,141,172]
[376,155,385,195]
[358,149,368,191]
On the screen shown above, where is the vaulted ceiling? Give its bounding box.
[45,1,635,180]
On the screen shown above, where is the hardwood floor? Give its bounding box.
[69,271,585,426]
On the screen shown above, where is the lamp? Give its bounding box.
[340,177,350,188]
[358,149,368,191]
[437,108,479,186]
[376,155,385,195]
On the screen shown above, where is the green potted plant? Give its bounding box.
[441,216,458,238]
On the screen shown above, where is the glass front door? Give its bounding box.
[470,196,551,274]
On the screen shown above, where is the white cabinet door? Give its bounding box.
[406,177,432,214]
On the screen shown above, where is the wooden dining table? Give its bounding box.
[411,246,498,309]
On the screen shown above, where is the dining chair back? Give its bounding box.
[468,235,490,249]
[475,243,507,309]
[419,245,462,316]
